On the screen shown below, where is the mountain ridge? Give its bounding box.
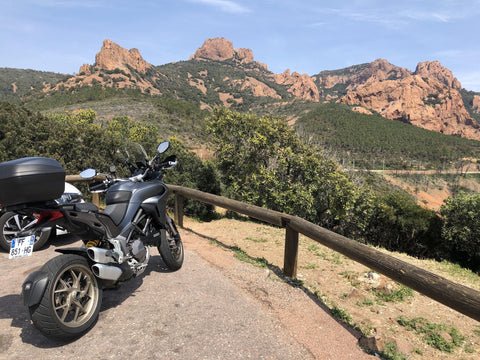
[2,37,480,140]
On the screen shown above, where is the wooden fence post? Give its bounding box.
[283,223,299,278]
[174,193,184,228]
[92,193,100,208]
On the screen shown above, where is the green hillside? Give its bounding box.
[154,59,293,110]
[295,102,480,169]
[460,88,480,123]
[2,61,480,170]
[0,67,69,101]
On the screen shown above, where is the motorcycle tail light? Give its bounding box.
[36,211,64,224]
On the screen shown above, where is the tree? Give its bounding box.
[46,109,119,173]
[440,192,480,270]
[163,137,221,220]
[365,191,443,258]
[105,116,159,154]
[205,107,369,232]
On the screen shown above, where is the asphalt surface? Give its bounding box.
[0,230,374,360]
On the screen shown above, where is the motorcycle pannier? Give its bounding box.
[0,157,66,207]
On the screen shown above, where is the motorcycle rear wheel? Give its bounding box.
[158,217,184,270]
[28,254,102,341]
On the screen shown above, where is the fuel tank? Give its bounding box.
[103,179,168,229]
[106,180,166,205]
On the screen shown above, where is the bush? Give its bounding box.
[440,192,480,271]
[365,191,443,258]
[163,137,221,220]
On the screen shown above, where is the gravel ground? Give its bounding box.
[0,229,374,360]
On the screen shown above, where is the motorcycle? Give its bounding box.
[0,182,83,252]
[0,141,183,340]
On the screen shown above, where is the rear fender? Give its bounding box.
[55,247,88,257]
[22,271,49,307]
[22,248,88,307]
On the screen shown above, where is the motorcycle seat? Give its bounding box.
[74,203,99,213]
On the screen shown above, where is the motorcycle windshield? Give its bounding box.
[116,143,148,168]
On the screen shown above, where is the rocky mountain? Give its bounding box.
[4,37,480,140]
[50,39,161,95]
[331,60,479,139]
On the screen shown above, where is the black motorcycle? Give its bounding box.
[0,141,183,340]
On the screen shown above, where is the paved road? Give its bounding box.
[0,230,374,360]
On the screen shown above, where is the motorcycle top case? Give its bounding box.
[0,157,66,207]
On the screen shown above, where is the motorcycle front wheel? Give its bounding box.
[28,254,102,341]
[158,216,184,270]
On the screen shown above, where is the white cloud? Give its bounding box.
[189,0,250,13]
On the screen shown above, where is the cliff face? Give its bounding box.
[274,70,320,101]
[52,39,160,95]
[472,95,480,113]
[190,37,267,70]
[190,38,319,102]
[337,60,480,139]
[94,39,152,74]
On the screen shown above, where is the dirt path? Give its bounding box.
[182,217,480,360]
[0,229,374,360]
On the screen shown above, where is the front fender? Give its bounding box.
[22,270,49,307]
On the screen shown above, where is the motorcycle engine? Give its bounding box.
[130,239,147,262]
[126,239,149,276]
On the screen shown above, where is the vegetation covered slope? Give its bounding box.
[0,68,69,101]
[295,102,480,170]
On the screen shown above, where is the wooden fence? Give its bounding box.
[65,176,480,322]
[167,184,480,323]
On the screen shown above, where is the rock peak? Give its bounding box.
[414,61,461,89]
[190,37,267,70]
[92,39,152,74]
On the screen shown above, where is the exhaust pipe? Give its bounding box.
[92,264,123,281]
[87,247,115,264]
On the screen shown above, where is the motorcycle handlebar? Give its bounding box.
[89,181,108,193]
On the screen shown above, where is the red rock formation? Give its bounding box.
[48,38,480,142]
[414,61,461,89]
[315,59,411,91]
[191,38,235,61]
[339,64,480,140]
[275,70,320,101]
[190,37,267,69]
[53,39,159,95]
[94,39,152,74]
[231,77,281,98]
[472,95,480,113]
[78,64,92,75]
[236,48,254,63]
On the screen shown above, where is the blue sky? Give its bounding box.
[2,0,480,91]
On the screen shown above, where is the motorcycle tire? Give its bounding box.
[158,217,184,270]
[0,211,50,252]
[28,254,102,341]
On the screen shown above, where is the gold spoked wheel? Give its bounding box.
[28,254,103,341]
[52,263,99,327]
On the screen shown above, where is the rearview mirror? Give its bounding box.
[80,168,97,179]
[157,141,170,154]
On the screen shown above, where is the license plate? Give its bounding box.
[9,235,35,259]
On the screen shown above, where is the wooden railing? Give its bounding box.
[168,184,480,323]
[65,175,480,322]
